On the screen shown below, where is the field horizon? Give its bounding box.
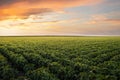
[0,0,120,80]
[0,35,120,37]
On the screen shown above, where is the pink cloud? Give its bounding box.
[0,0,103,20]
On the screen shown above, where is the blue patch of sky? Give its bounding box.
[64,0,120,18]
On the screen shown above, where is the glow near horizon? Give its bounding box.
[0,0,120,36]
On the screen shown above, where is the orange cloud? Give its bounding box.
[0,0,103,20]
[87,15,120,25]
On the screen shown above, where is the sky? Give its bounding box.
[0,0,120,36]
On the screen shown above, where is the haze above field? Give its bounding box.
[0,0,120,36]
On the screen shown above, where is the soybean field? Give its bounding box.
[0,36,120,80]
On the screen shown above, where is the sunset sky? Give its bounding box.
[0,0,120,36]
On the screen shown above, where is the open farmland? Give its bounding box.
[0,36,120,80]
